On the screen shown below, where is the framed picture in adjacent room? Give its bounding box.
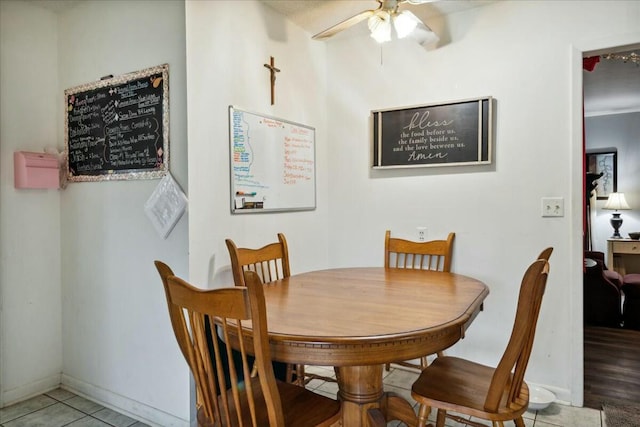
[586,149,617,200]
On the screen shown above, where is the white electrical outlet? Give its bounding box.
[541,197,564,217]
[417,227,426,241]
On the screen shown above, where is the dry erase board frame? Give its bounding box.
[64,64,169,182]
[229,107,316,214]
[372,96,493,169]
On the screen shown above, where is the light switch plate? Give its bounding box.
[541,197,564,217]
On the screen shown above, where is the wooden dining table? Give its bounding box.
[246,267,488,427]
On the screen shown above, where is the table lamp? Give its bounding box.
[603,192,630,238]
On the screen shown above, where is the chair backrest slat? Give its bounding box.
[385,230,455,272]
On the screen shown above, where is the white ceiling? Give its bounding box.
[262,0,640,117]
[261,0,495,37]
[582,52,640,117]
[22,0,640,117]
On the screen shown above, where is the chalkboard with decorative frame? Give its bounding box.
[64,64,169,182]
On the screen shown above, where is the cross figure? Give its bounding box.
[264,56,280,105]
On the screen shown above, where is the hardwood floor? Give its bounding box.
[583,325,640,409]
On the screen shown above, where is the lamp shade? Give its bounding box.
[603,192,630,211]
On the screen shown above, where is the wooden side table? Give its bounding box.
[608,239,640,276]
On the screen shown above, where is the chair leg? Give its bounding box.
[514,416,526,427]
[385,362,391,371]
[436,409,446,427]
[417,404,431,427]
[296,364,306,386]
[420,356,427,369]
[285,363,294,383]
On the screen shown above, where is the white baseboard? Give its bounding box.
[61,374,189,427]
[2,373,62,407]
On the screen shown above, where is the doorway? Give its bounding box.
[581,44,640,409]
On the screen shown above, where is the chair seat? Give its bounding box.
[207,376,341,427]
[623,273,640,286]
[411,356,529,421]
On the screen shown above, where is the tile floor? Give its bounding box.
[0,388,148,427]
[1,365,605,427]
[304,365,606,427]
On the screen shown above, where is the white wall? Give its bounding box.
[185,0,329,288]
[184,0,640,408]
[3,0,639,421]
[586,112,640,254]
[322,0,639,405]
[57,1,189,425]
[0,1,62,406]
[0,0,190,424]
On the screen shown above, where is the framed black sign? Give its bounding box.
[372,97,493,169]
[64,64,169,182]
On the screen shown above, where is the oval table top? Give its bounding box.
[259,267,489,366]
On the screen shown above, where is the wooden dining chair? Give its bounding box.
[385,230,455,272]
[225,234,335,385]
[384,230,455,371]
[156,262,341,427]
[404,258,550,427]
[226,233,291,288]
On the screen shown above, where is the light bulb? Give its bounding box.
[368,12,391,43]
[393,11,419,39]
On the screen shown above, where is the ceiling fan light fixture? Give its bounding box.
[368,12,392,43]
[393,10,419,39]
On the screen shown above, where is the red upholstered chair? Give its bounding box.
[622,274,640,330]
[584,257,623,328]
[585,251,623,290]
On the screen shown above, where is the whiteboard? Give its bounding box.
[229,106,316,213]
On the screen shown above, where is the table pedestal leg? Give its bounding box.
[335,365,417,427]
[336,365,383,427]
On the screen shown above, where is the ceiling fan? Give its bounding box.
[312,0,440,46]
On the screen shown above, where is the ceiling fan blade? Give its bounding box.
[312,9,378,39]
[409,21,440,47]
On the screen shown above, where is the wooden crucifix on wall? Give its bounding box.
[264,56,280,105]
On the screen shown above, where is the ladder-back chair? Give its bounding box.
[155,261,341,427]
[385,230,455,272]
[384,230,455,371]
[225,234,333,385]
[226,233,291,288]
[407,258,550,427]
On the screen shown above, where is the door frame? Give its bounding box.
[571,34,640,406]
